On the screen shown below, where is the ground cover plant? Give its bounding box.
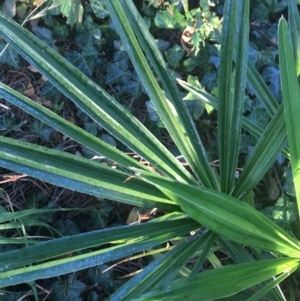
[1,0,300,300]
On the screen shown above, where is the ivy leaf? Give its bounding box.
[33,26,55,48]
[106,59,132,85]
[87,265,114,290]
[60,0,83,28]
[154,5,186,29]
[283,166,296,197]
[165,44,185,68]
[184,99,204,120]
[41,81,62,104]
[64,45,98,76]
[54,219,81,236]
[251,4,269,22]
[146,100,160,122]
[201,71,217,91]
[248,44,259,65]
[0,43,19,68]
[256,48,278,69]
[52,276,86,301]
[90,0,109,18]
[261,65,281,100]
[121,80,143,99]
[101,134,116,147]
[155,39,170,51]
[83,121,102,136]
[29,120,54,142]
[247,106,270,129]
[260,195,298,231]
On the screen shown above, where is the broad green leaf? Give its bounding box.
[133,258,300,301]
[0,42,19,68]
[105,0,217,189]
[90,0,109,18]
[52,276,86,301]
[134,170,300,257]
[0,12,195,185]
[60,0,83,27]
[154,5,186,29]
[218,0,249,193]
[64,45,98,76]
[279,18,300,220]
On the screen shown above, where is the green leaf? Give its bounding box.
[90,0,109,18]
[164,45,185,68]
[0,12,194,184]
[0,43,19,68]
[0,218,197,286]
[288,0,300,79]
[109,232,214,301]
[261,195,298,231]
[33,26,55,48]
[107,0,217,188]
[64,45,98,77]
[60,0,83,27]
[154,5,186,29]
[0,135,179,211]
[133,258,300,301]
[232,104,286,199]
[134,170,300,257]
[279,17,300,220]
[218,0,249,193]
[0,83,149,173]
[261,65,281,100]
[52,276,86,301]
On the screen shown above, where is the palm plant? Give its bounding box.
[0,0,300,299]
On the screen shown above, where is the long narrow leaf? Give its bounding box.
[0,217,197,273]
[218,1,249,193]
[232,104,286,198]
[133,170,300,257]
[177,78,290,159]
[133,258,299,301]
[0,135,179,211]
[279,18,300,220]
[0,222,196,287]
[0,12,194,184]
[0,83,147,171]
[109,231,214,301]
[288,0,300,79]
[112,0,217,189]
